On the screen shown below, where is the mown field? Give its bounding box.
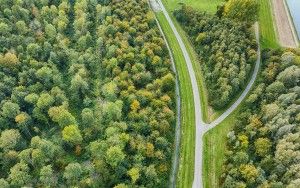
[259,0,279,48]
[203,106,241,188]
[162,0,223,13]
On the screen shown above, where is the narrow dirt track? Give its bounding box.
[272,0,298,48]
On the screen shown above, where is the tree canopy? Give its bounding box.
[223,49,300,187]
[0,0,176,187]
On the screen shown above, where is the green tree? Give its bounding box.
[0,53,19,67]
[81,108,94,126]
[63,163,83,185]
[25,93,39,104]
[48,106,77,127]
[27,43,41,58]
[102,81,118,101]
[39,165,57,187]
[161,73,175,92]
[0,129,21,150]
[254,138,272,157]
[128,167,140,184]
[62,125,83,145]
[277,65,300,87]
[45,24,57,39]
[239,164,258,183]
[0,22,10,35]
[106,146,125,167]
[37,93,55,110]
[0,179,9,188]
[102,100,123,123]
[70,74,89,100]
[31,136,56,160]
[15,21,28,34]
[8,162,32,187]
[35,67,53,87]
[114,183,128,188]
[2,101,20,119]
[31,149,46,166]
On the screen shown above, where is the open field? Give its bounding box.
[162,0,223,13]
[203,107,239,188]
[259,0,279,48]
[272,0,298,47]
[156,12,196,188]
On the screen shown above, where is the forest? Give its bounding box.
[0,0,176,187]
[223,49,300,187]
[174,5,258,109]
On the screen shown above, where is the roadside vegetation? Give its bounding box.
[156,12,196,188]
[0,0,176,187]
[223,49,300,187]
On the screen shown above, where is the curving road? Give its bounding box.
[152,0,261,187]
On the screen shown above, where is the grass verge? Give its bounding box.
[162,0,223,13]
[259,0,279,48]
[156,12,196,188]
[203,105,240,188]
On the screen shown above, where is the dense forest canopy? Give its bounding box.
[174,5,258,109]
[0,0,176,187]
[223,49,300,187]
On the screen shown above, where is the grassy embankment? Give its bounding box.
[203,107,241,188]
[156,12,196,188]
[162,0,222,13]
[259,0,279,48]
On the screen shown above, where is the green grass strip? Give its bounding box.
[162,0,223,13]
[259,0,279,48]
[156,12,196,188]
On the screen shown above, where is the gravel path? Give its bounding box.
[272,0,298,47]
[151,1,261,187]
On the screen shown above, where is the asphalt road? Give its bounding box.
[154,1,261,187]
